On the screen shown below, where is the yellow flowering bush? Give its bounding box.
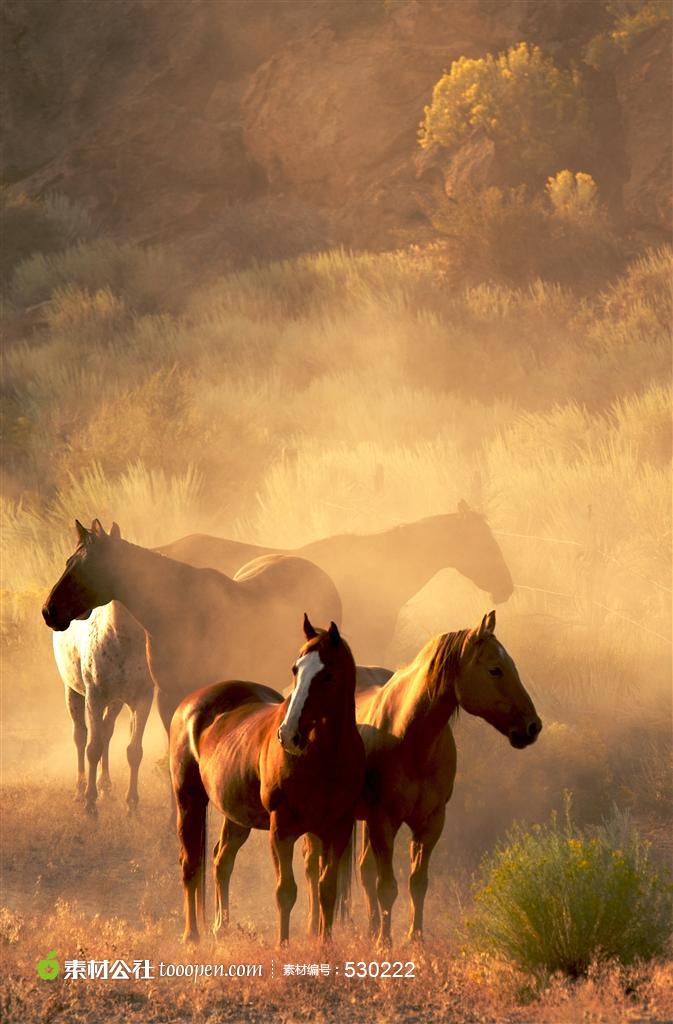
[419,42,589,180]
[469,796,672,978]
[546,170,600,223]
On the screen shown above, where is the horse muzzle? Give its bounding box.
[42,605,70,631]
[277,725,306,756]
[508,717,542,749]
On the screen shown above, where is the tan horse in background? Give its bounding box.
[305,611,542,945]
[158,502,514,662]
[169,616,365,944]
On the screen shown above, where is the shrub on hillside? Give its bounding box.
[0,192,95,287]
[469,796,673,979]
[9,239,186,314]
[419,42,590,183]
[423,171,620,287]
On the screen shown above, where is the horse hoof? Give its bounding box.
[84,803,98,819]
[182,931,200,945]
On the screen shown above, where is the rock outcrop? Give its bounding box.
[1,0,670,252]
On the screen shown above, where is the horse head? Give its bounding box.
[277,613,356,756]
[42,519,122,631]
[452,500,513,604]
[456,610,541,748]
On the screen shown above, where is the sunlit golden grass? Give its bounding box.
[2,780,672,1024]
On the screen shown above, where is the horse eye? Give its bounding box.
[489,667,503,677]
[323,672,332,683]
[291,664,298,676]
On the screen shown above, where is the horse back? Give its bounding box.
[172,681,283,759]
[156,534,272,574]
[234,554,343,628]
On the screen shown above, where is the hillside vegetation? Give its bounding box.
[1,3,671,1019]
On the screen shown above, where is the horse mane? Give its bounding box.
[415,628,472,710]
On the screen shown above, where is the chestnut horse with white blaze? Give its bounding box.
[169,616,365,944]
[304,610,542,945]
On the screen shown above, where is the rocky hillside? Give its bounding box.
[2,0,670,256]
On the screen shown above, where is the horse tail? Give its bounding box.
[170,701,210,942]
[337,822,357,923]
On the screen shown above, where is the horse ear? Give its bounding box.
[457,499,470,516]
[75,519,89,544]
[90,518,106,537]
[327,621,341,646]
[303,613,318,640]
[477,610,496,637]
[109,522,121,540]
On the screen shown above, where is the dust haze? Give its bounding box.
[1,1,671,1021]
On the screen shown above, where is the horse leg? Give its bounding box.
[157,687,179,736]
[369,815,399,947]
[99,700,123,795]
[213,817,250,938]
[302,833,321,936]
[84,696,106,816]
[175,781,209,944]
[359,822,380,938]
[318,821,352,942]
[125,692,152,813]
[157,688,180,824]
[270,816,297,945]
[66,687,87,800]
[408,809,445,941]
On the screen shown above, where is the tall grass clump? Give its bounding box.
[0,191,96,285]
[9,239,186,314]
[469,795,673,979]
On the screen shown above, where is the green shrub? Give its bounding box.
[419,42,590,182]
[469,796,673,978]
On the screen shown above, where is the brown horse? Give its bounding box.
[169,615,365,944]
[42,520,342,746]
[158,501,514,662]
[304,610,541,945]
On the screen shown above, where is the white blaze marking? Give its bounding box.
[278,651,323,753]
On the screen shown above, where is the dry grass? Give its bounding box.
[2,778,671,1024]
